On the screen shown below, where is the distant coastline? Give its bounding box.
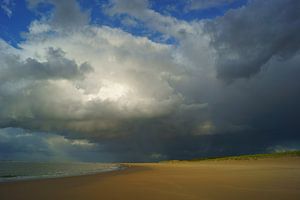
[161,150,300,162]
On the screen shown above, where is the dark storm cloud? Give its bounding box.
[92,38,300,161]
[205,0,300,81]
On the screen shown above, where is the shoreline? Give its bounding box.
[0,164,148,186]
[0,162,124,183]
[1,158,300,200]
[0,166,125,183]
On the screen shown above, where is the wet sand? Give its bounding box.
[1,158,300,200]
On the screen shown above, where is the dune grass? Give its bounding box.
[162,150,300,163]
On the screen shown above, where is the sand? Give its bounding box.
[1,158,300,200]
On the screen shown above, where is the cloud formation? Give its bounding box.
[0,12,187,137]
[206,0,300,81]
[0,0,300,161]
[0,47,92,82]
[106,0,195,40]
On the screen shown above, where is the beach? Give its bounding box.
[1,158,300,200]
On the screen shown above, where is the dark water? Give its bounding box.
[0,161,121,182]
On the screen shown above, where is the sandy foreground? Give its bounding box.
[0,158,300,200]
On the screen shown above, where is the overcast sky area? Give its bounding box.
[0,0,300,162]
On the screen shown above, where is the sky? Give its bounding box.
[0,0,300,162]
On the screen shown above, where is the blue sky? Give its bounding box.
[0,0,247,47]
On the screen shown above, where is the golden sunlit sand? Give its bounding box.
[1,157,300,200]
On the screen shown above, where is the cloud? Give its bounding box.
[186,0,235,11]
[1,0,14,17]
[105,0,216,76]
[0,20,188,136]
[0,46,93,83]
[27,0,90,29]
[28,20,51,34]
[106,0,148,15]
[205,0,300,81]
[105,0,195,40]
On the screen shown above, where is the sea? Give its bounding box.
[0,161,122,182]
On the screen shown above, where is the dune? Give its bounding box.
[1,157,300,200]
